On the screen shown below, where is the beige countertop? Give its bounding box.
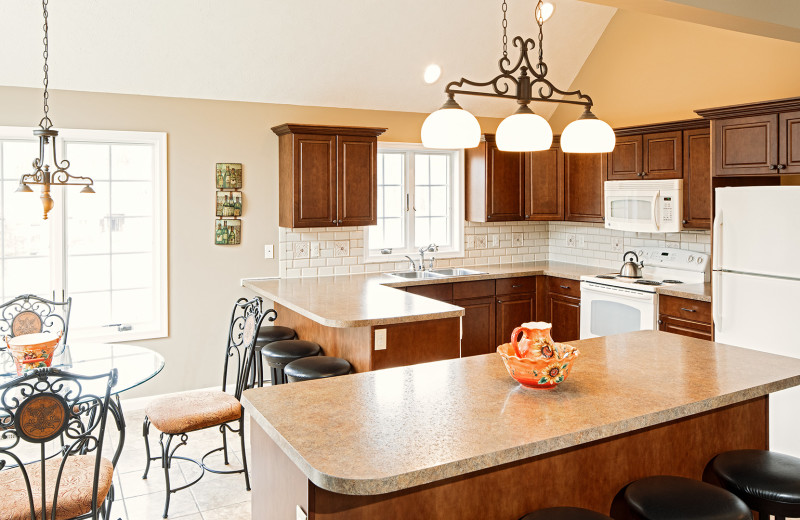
[242,330,800,496]
[243,262,711,328]
[657,282,713,303]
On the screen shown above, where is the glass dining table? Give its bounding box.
[0,342,165,464]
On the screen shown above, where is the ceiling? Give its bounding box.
[0,0,615,119]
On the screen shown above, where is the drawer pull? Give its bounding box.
[512,284,522,288]
[680,307,696,313]
[560,285,570,289]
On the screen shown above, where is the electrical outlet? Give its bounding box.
[310,242,320,258]
[264,244,274,259]
[466,235,475,249]
[566,234,576,248]
[374,329,387,350]
[511,233,523,247]
[490,234,500,248]
[475,235,487,250]
[576,235,586,248]
[612,237,623,253]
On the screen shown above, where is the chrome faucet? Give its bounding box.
[418,244,438,271]
[403,255,417,271]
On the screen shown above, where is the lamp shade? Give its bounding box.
[496,106,553,152]
[560,111,616,153]
[421,97,481,149]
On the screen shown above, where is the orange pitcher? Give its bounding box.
[510,322,557,359]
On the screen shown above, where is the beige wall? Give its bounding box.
[0,85,502,397]
[548,9,800,131]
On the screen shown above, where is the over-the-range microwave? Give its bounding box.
[604,179,682,233]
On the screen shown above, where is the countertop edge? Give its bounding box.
[242,373,800,496]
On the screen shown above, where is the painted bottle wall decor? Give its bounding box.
[215,219,241,245]
[216,163,243,189]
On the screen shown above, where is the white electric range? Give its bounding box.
[579,247,710,339]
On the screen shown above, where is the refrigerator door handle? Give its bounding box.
[713,271,722,332]
[712,209,723,271]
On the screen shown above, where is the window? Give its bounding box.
[367,144,462,259]
[0,127,167,341]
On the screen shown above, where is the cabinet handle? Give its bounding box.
[778,164,787,170]
[769,164,778,170]
[560,285,570,289]
[512,284,522,288]
[487,215,492,219]
[658,319,663,325]
[680,307,696,313]
[525,215,530,219]
[682,219,688,225]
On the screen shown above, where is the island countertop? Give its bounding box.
[242,331,800,496]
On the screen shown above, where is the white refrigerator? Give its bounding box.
[713,186,800,457]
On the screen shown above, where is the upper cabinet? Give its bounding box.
[465,136,525,222]
[608,131,683,180]
[565,152,606,223]
[682,128,711,229]
[526,145,564,221]
[607,135,642,180]
[696,97,800,177]
[272,124,386,228]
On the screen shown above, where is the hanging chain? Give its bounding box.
[536,0,545,65]
[501,0,508,58]
[41,0,52,129]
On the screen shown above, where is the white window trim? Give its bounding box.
[365,142,465,264]
[0,126,169,343]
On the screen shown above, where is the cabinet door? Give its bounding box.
[682,128,711,230]
[548,293,581,343]
[779,110,800,174]
[658,315,712,341]
[293,134,338,227]
[338,135,377,226]
[406,283,453,303]
[525,147,564,220]
[486,142,525,221]
[713,114,779,176]
[643,131,683,179]
[565,153,606,223]
[456,297,496,357]
[607,135,642,180]
[495,293,535,347]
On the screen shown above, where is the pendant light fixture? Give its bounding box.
[421,0,615,154]
[17,0,95,220]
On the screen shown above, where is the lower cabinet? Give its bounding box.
[547,293,581,342]
[658,295,712,341]
[456,297,496,357]
[496,292,536,347]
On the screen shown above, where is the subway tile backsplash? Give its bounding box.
[278,222,710,278]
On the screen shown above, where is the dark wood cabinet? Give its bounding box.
[539,277,581,342]
[682,128,711,230]
[564,153,606,223]
[406,283,453,303]
[643,131,683,179]
[466,136,525,222]
[607,135,642,180]
[273,124,386,228]
[658,295,712,341]
[496,294,536,347]
[525,146,564,220]
[457,297,496,357]
[779,110,800,174]
[712,114,778,177]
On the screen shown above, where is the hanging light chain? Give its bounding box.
[536,0,545,65]
[501,0,508,58]
[41,0,52,130]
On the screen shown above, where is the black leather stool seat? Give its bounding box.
[256,325,297,345]
[261,340,322,368]
[284,356,351,383]
[520,507,613,520]
[623,476,751,520]
[712,449,800,517]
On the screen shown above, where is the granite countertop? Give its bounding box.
[242,331,800,496]
[243,262,711,328]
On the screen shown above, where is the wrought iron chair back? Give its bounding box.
[0,294,73,346]
[0,367,117,520]
[222,297,276,400]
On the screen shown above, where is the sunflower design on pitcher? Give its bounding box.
[510,322,559,360]
[538,362,568,386]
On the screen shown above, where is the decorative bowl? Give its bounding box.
[496,341,580,389]
[5,332,63,375]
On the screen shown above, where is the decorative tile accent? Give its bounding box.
[334,241,350,257]
[293,242,310,259]
[474,235,487,250]
[511,233,523,247]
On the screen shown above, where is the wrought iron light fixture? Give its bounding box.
[422,0,615,153]
[17,0,94,220]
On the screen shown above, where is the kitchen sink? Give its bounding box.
[389,271,449,279]
[429,268,488,277]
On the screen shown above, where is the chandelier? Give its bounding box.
[17,0,95,220]
[421,0,615,153]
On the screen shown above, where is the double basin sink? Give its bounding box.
[389,267,487,280]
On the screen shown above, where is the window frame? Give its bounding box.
[0,126,168,342]
[365,142,464,263]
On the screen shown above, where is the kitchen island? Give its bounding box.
[241,331,800,520]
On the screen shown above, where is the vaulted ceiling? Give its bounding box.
[0,0,616,119]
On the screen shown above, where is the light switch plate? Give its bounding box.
[311,242,320,258]
[296,505,307,520]
[612,237,623,252]
[490,234,500,248]
[374,328,387,350]
[576,235,586,248]
[264,244,274,259]
[566,234,576,248]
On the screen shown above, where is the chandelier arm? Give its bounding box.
[446,73,518,98]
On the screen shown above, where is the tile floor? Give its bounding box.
[108,405,253,520]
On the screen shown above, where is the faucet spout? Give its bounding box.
[403,255,417,271]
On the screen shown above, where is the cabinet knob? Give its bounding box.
[487,215,492,220]
[658,319,663,325]
[525,215,530,219]
[778,164,787,170]
[682,219,688,225]
[769,164,778,170]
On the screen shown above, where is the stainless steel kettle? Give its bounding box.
[619,251,644,278]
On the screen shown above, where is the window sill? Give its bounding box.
[70,326,168,344]
[363,250,465,264]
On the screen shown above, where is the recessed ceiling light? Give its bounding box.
[538,2,555,23]
[423,64,442,84]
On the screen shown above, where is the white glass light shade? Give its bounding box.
[496,110,553,152]
[421,104,481,149]
[560,115,616,153]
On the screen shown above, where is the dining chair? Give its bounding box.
[142,296,274,518]
[0,293,73,345]
[0,366,118,520]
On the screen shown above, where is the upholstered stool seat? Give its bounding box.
[0,455,114,520]
[252,325,297,387]
[520,506,614,520]
[145,390,241,435]
[621,475,751,520]
[284,356,351,383]
[261,339,322,385]
[712,449,800,518]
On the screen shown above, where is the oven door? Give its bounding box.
[579,281,657,339]
[604,189,661,233]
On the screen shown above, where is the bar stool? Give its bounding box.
[614,475,752,520]
[711,450,800,520]
[520,507,614,520]
[284,356,351,383]
[261,340,321,385]
[252,325,298,387]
